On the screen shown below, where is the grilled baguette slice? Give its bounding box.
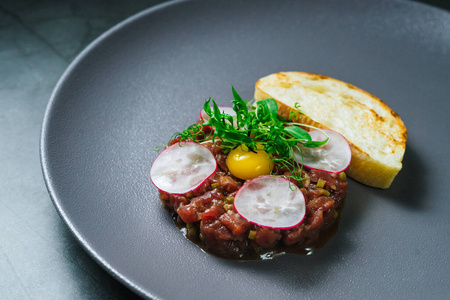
[254,72,407,189]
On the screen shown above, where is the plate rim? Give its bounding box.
[39,0,450,299]
[40,1,187,298]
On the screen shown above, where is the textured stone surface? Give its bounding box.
[0,1,166,299]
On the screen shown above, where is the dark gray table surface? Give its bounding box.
[1,0,449,299]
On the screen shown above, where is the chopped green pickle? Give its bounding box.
[223,203,233,211]
[224,196,234,204]
[248,230,257,239]
[316,178,326,188]
[321,189,330,197]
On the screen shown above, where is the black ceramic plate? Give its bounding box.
[41,0,450,299]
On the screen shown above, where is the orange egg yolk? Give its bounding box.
[226,145,273,180]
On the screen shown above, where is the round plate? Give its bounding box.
[41,0,450,299]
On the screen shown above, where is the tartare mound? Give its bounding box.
[159,139,347,260]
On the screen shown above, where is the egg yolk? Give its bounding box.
[226,145,273,180]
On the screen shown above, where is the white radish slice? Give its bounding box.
[150,142,217,194]
[200,106,236,121]
[293,129,351,173]
[234,176,306,229]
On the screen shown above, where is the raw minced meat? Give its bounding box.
[159,140,347,260]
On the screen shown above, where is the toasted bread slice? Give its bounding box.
[254,72,407,189]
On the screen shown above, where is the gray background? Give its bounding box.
[1,0,449,299]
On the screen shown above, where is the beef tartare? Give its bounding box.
[150,89,350,259]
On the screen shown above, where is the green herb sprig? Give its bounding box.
[174,87,328,183]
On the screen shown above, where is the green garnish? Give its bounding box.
[174,87,328,184]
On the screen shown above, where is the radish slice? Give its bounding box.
[200,106,236,121]
[293,129,351,173]
[150,142,217,194]
[233,176,306,229]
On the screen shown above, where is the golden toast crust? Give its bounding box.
[254,72,407,189]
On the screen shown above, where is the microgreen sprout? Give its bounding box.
[174,87,328,184]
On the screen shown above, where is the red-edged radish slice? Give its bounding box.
[293,129,351,173]
[233,176,306,229]
[150,142,217,194]
[200,106,236,121]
